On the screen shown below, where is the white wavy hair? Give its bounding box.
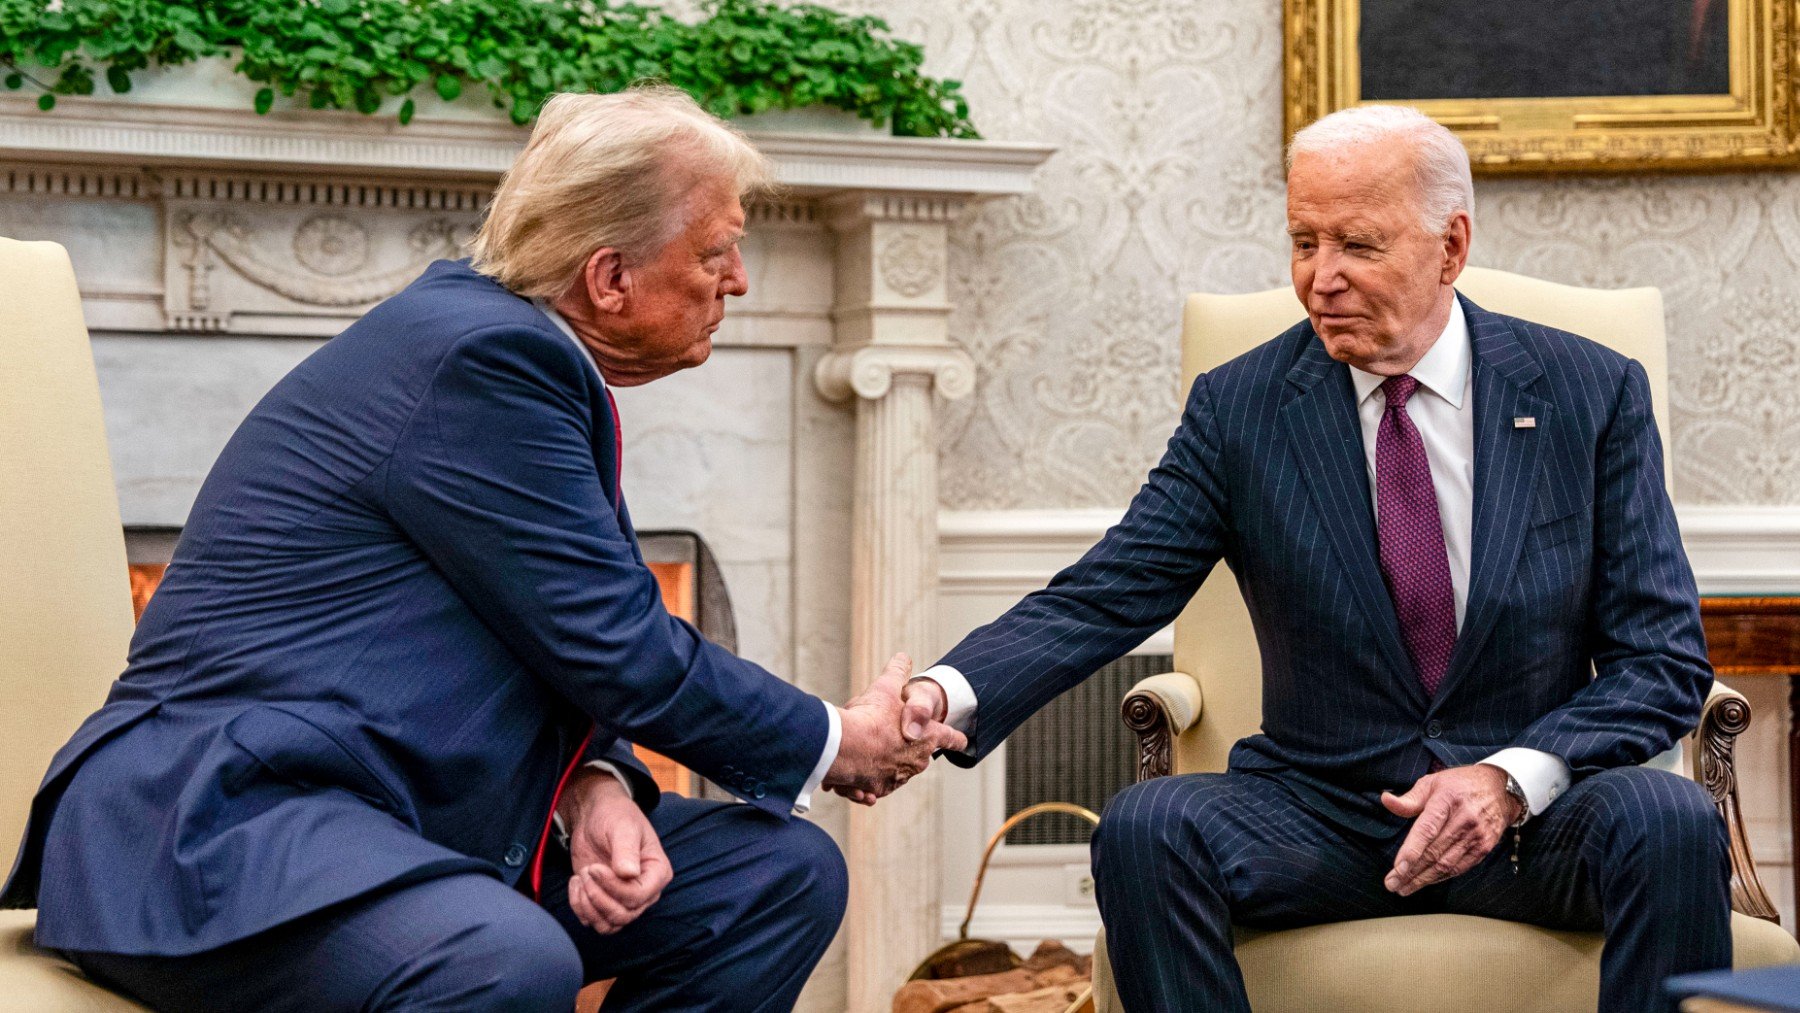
[1287,105,1474,234]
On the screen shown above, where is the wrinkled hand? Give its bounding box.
[824,653,967,806]
[1380,763,1523,896]
[900,677,949,744]
[559,771,672,934]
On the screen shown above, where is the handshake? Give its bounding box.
[821,653,966,806]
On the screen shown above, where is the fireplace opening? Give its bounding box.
[122,525,736,799]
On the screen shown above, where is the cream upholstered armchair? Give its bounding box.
[0,238,152,1010]
[1092,267,1800,1012]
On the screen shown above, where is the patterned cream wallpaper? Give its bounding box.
[845,0,1799,508]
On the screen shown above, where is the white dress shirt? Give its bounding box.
[533,300,839,816]
[923,298,1570,819]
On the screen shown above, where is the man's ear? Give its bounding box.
[1440,211,1472,286]
[582,247,630,315]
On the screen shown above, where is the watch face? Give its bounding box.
[1505,777,1529,825]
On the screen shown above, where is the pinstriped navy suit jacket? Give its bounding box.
[940,294,1711,837]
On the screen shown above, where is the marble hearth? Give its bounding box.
[0,91,1052,1011]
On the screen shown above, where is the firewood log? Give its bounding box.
[985,983,1087,1013]
[893,969,1043,1013]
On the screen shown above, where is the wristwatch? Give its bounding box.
[1501,772,1531,828]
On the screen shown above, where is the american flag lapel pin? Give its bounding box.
[1513,416,1537,429]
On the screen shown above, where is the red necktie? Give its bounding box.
[528,388,621,899]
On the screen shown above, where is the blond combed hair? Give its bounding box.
[469,85,773,298]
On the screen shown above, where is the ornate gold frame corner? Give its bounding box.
[1284,0,1800,175]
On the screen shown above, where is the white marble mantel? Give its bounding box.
[0,91,1053,191]
[0,91,1052,1012]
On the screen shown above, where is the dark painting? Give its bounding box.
[1360,0,1730,100]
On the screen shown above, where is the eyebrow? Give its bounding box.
[1284,225,1387,244]
[703,230,747,256]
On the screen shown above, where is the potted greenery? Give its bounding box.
[0,0,977,137]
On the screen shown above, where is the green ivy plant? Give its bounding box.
[0,0,977,137]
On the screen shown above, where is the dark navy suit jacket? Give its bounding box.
[2,260,829,955]
[940,295,1711,837]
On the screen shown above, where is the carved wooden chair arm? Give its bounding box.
[1695,680,1781,922]
[1120,672,1202,782]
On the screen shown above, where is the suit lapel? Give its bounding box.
[1278,333,1424,708]
[1431,298,1551,708]
[597,382,644,561]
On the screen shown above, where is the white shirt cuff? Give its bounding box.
[1479,747,1571,819]
[792,699,840,816]
[552,760,637,844]
[918,664,978,733]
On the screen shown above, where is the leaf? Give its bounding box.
[106,65,132,94]
[172,28,207,55]
[254,87,274,114]
[4,74,21,90]
[434,74,461,101]
[37,92,54,111]
[398,97,415,124]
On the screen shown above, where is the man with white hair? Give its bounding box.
[899,105,1727,1012]
[1,86,962,1011]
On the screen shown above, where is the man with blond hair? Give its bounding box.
[901,105,1727,1012]
[2,86,961,1011]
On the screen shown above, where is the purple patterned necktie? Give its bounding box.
[1375,375,1457,697]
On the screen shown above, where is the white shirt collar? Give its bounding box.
[532,298,605,385]
[1348,296,1469,410]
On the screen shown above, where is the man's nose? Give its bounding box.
[721,248,749,298]
[1311,249,1348,295]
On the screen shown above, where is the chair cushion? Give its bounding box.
[1094,912,1800,1012]
[0,909,150,1011]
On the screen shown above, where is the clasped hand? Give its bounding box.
[824,653,967,806]
[1380,762,1525,896]
[559,771,672,934]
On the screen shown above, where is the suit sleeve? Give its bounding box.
[1509,360,1712,774]
[382,326,828,818]
[587,735,660,808]
[937,372,1233,763]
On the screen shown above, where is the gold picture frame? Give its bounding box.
[1285,0,1800,174]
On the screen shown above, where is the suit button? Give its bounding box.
[752,784,767,800]
[1424,721,1443,739]
[503,843,527,867]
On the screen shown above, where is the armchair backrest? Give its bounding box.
[1172,267,1669,775]
[0,239,136,874]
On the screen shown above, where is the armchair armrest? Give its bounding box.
[1120,672,1202,782]
[1694,680,1782,922]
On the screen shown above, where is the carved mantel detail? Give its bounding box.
[815,344,975,403]
[164,205,474,332]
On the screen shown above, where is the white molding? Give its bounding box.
[0,96,1054,195]
[1678,506,1800,596]
[942,505,1800,596]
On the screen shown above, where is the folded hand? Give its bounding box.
[560,772,672,934]
[1380,763,1522,896]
